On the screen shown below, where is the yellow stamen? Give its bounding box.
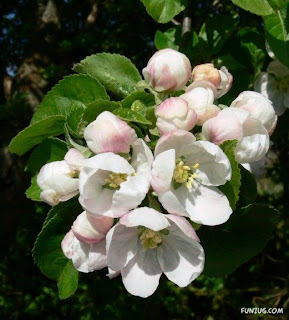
[105,173,128,189]
[140,229,163,250]
[172,159,199,190]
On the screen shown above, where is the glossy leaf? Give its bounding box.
[198,204,279,277]
[73,53,141,98]
[141,0,186,23]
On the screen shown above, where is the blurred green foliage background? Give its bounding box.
[1,0,288,319]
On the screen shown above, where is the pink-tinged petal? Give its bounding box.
[120,207,170,231]
[64,148,85,171]
[84,111,137,154]
[202,112,244,145]
[185,185,232,226]
[187,141,232,186]
[236,117,269,163]
[71,211,113,244]
[121,249,162,298]
[220,107,249,125]
[185,80,217,96]
[166,215,199,241]
[216,66,233,98]
[154,130,196,158]
[61,230,75,259]
[106,223,139,271]
[157,231,204,287]
[151,149,175,194]
[268,115,277,136]
[156,97,198,134]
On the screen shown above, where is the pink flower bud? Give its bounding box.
[72,211,114,244]
[180,81,220,125]
[142,49,191,92]
[64,148,85,171]
[155,97,197,134]
[84,111,137,154]
[230,91,277,133]
[192,63,221,87]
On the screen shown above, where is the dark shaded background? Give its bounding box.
[1,0,288,319]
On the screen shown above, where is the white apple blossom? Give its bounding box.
[106,207,205,298]
[142,48,191,92]
[84,111,137,154]
[62,209,114,273]
[180,81,220,125]
[62,229,107,273]
[37,148,85,206]
[202,107,269,163]
[254,60,289,116]
[151,130,232,226]
[230,91,277,134]
[79,138,153,218]
[155,97,197,134]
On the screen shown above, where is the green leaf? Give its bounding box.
[9,116,65,155]
[120,90,155,109]
[154,27,181,50]
[231,0,274,16]
[238,166,257,206]
[198,204,278,277]
[31,74,109,124]
[73,53,141,98]
[33,200,81,280]
[218,140,241,210]
[198,15,238,57]
[213,54,247,71]
[113,108,152,125]
[81,100,121,126]
[140,0,186,23]
[264,4,289,68]
[26,138,67,173]
[238,28,266,73]
[26,176,42,201]
[57,260,79,299]
[267,0,288,10]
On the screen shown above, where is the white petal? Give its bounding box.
[185,185,232,226]
[236,118,269,163]
[121,249,162,298]
[186,141,232,186]
[106,223,139,271]
[130,138,154,175]
[157,230,204,287]
[120,207,170,231]
[82,153,134,174]
[154,130,196,158]
[151,149,175,193]
[64,148,85,171]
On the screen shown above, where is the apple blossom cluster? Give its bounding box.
[36,48,276,298]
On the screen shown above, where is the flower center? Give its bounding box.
[139,228,169,250]
[276,76,289,93]
[105,173,128,189]
[172,158,199,190]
